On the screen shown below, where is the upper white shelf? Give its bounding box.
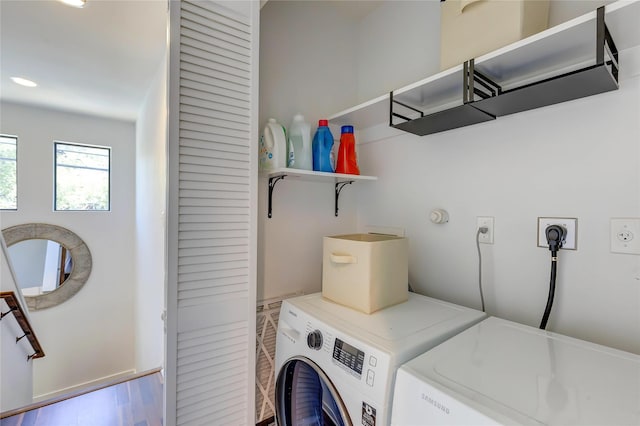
[328,0,640,131]
[265,168,377,183]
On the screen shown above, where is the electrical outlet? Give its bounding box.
[610,218,640,255]
[477,216,494,244]
[537,217,577,250]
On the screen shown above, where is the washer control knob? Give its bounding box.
[307,330,323,350]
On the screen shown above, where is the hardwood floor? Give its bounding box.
[1,372,163,426]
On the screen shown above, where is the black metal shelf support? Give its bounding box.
[470,6,618,117]
[335,181,354,217]
[389,59,500,136]
[389,93,424,126]
[464,59,502,102]
[267,175,286,218]
[597,5,618,79]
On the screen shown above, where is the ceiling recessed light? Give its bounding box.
[11,77,38,88]
[59,0,86,8]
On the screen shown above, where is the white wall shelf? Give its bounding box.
[328,0,640,139]
[263,168,377,218]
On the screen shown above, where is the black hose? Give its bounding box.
[539,225,565,330]
[540,251,558,330]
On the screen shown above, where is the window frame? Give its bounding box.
[0,134,18,211]
[53,141,111,212]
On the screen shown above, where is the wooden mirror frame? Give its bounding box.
[2,223,92,310]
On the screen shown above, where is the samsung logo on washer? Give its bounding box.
[421,392,451,415]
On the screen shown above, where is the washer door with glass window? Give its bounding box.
[276,357,351,426]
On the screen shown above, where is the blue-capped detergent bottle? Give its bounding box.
[312,119,334,172]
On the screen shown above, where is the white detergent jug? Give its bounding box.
[287,114,312,170]
[259,118,287,171]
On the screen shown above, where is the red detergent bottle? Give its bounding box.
[335,125,360,175]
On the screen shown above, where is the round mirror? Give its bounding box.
[2,223,92,310]
[8,239,73,296]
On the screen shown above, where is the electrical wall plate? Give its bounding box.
[537,217,577,250]
[477,216,494,244]
[610,218,640,255]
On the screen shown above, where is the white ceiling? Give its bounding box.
[0,0,168,122]
[0,0,385,122]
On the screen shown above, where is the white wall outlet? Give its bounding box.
[477,216,494,244]
[537,217,577,250]
[610,218,640,255]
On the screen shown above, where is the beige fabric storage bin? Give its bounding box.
[440,0,550,70]
[322,234,408,314]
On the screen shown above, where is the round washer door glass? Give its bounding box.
[276,357,350,426]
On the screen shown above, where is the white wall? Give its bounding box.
[258,1,361,301]
[548,0,616,26]
[134,56,167,373]
[0,238,34,412]
[259,1,359,126]
[0,102,136,398]
[259,1,640,355]
[355,1,440,103]
[357,70,640,355]
[354,0,640,355]
[0,305,34,412]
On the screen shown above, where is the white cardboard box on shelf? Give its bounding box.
[322,234,408,314]
[440,0,550,70]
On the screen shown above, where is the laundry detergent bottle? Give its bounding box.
[287,114,312,170]
[312,119,334,172]
[335,125,360,175]
[259,118,287,170]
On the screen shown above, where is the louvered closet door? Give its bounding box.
[166,1,258,425]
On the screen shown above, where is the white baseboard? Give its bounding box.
[33,369,136,402]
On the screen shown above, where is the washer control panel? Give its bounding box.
[333,337,365,377]
[276,296,396,413]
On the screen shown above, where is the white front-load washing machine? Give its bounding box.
[274,292,486,426]
[391,316,640,425]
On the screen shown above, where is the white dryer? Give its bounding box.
[274,292,486,426]
[392,316,640,425]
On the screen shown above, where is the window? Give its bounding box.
[0,134,17,210]
[55,142,110,211]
